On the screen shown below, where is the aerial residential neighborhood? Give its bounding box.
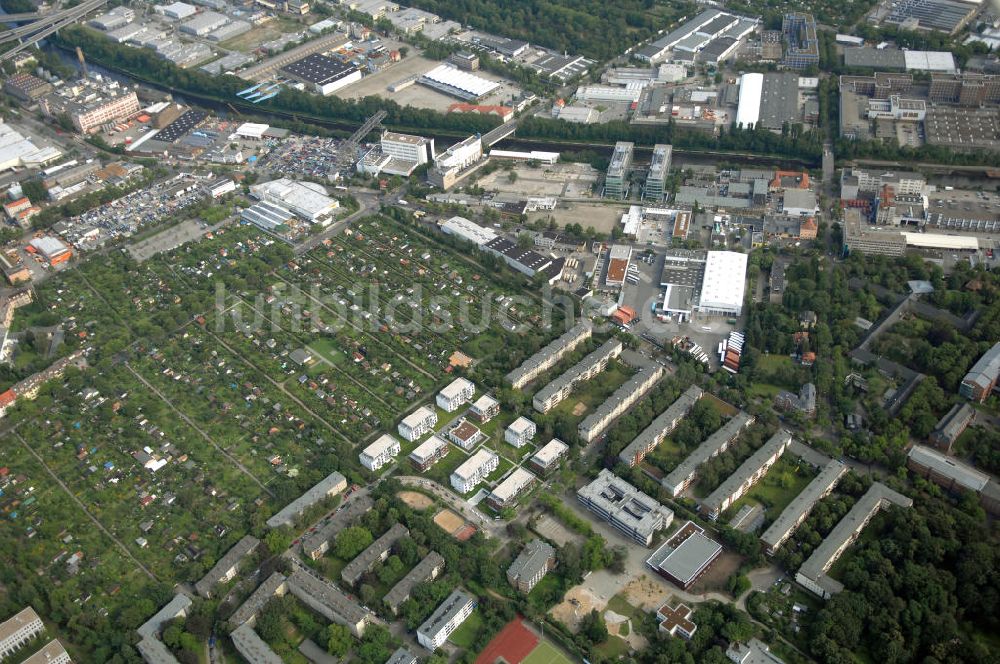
[0,0,997,663]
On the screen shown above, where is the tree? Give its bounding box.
[326,624,352,657]
[579,610,608,646]
[335,526,373,559]
[265,527,292,554]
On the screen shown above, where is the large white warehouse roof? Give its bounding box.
[699,251,748,314]
[421,64,500,98]
[735,73,762,128]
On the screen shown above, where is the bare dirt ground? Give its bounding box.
[688,551,741,595]
[526,203,625,234]
[397,490,433,510]
[550,585,603,632]
[433,507,470,538]
[571,402,587,416]
[622,574,672,610]
[478,163,601,199]
[532,514,584,547]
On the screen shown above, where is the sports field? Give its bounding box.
[523,641,575,664]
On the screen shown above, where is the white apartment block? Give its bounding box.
[436,377,475,412]
[417,590,476,650]
[505,417,536,448]
[0,607,44,660]
[450,449,499,494]
[398,406,438,442]
[360,434,401,471]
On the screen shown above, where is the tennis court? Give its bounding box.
[522,640,575,664]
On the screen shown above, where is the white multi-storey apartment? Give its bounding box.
[450,449,498,494]
[469,394,500,422]
[0,607,44,660]
[416,590,477,650]
[360,434,401,471]
[436,377,475,412]
[505,417,536,448]
[398,406,438,442]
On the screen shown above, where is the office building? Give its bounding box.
[417,590,477,650]
[342,523,409,586]
[605,142,634,199]
[929,403,976,451]
[281,53,361,95]
[701,431,792,520]
[287,569,371,637]
[507,539,556,593]
[646,521,722,589]
[487,468,537,510]
[266,471,347,528]
[359,434,401,472]
[760,460,847,555]
[450,449,499,494]
[781,13,819,70]
[195,535,260,598]
[644,144,672,202]
[0,607,44,660]
[382,130,434,162]
[384,552,445,614]
[506,321,593,389]
[249,178,338,223]
[409,435,450,471]
[907,445,1000,516]
[620,385,703,467]
[398,406,438,442]
[698,251,748,316]
[577,469,674,546]
[437,377,475,412]
[428,134,484,189]
[960,342,1000,402]
[533,339,624,413]
[68,90,140,133]
[663,411,755,496]
[796,482,912,599]
[529,438,569,474]
[842,208,906,257]
[505,416,537,448]
[579,360,664,443]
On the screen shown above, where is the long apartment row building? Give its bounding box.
[700,430,792,520]
[907,444,1000,516]
[578,356,665,443]
[796,482,912,599]
[301,495,375,560]
[619,385,703,467]
[341,523,409,587]
[506,321,593,389]
[533,338,623,413]
[287,568,372,637]
[578,469,674,546]
[384,551,446,615]
[662,411,755,497]
[417,590,477,650]
[760,459,847,555]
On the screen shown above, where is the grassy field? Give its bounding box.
[448,610,484,648]
[550,361,634,421]
[592,635,630,660]
[523,640,575,664]
[748,456,817,513]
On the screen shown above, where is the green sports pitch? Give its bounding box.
[522,641,575,664]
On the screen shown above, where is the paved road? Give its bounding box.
[14,429,159,581]
[124,361,275,497]
[293,192,380,255]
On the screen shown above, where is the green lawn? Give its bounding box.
[448,610,484,648]
[748,383,784,400]
[592,635,630,660]
[757,354,794,371]
[748,456,817,513]
[606,593,643,623]
[523,640,575,664]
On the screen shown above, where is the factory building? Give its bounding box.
[281,53,362,95]
[697,251,748,316]
[418,64,500,101]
